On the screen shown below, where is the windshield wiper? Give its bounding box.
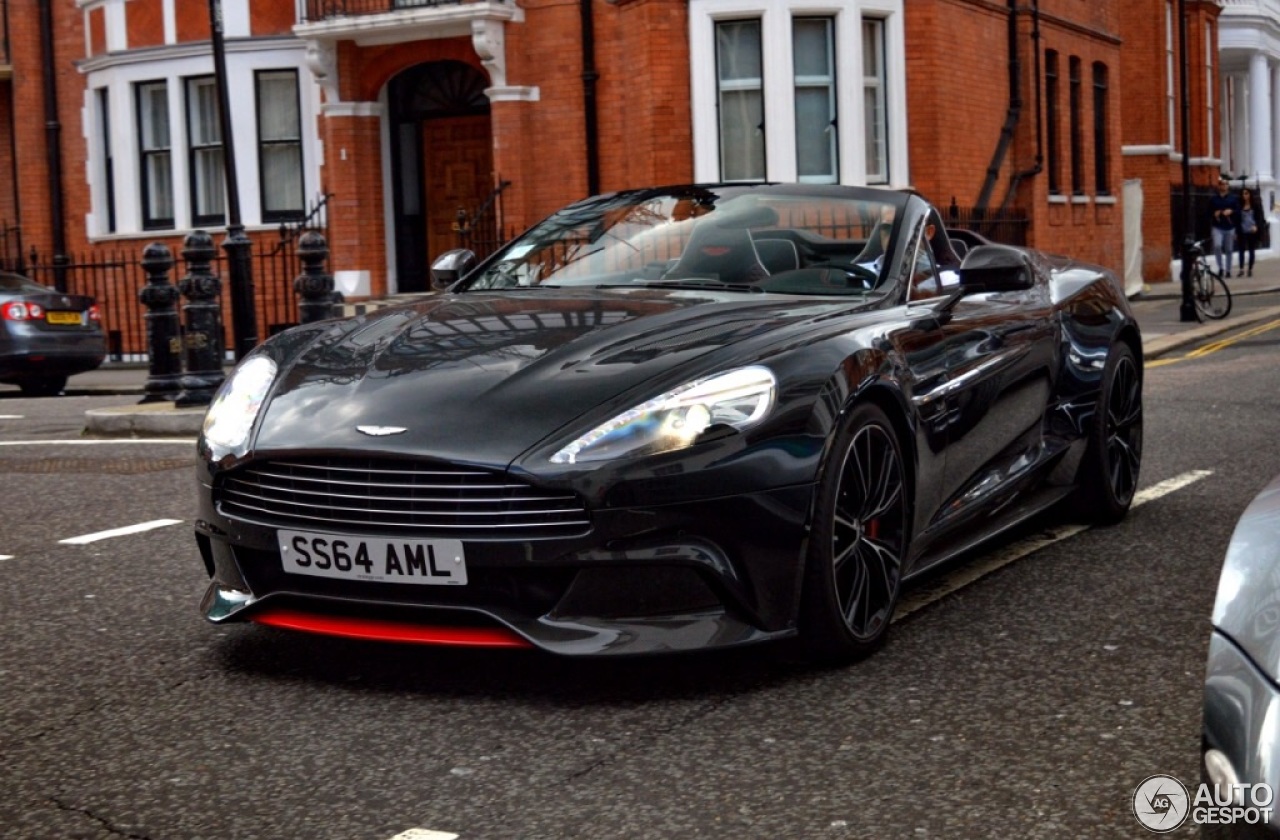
[469,283,561,290]
[638,281,764,294]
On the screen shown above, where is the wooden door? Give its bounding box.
[423,116,494,268]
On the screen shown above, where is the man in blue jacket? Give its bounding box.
[1209,178,1242,276]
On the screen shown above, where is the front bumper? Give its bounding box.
[195,480,814,656]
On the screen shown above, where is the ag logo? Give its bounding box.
[1133,774,1190,832]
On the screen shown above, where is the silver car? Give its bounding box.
[0,272,106,396]
[1204,472,1280,837]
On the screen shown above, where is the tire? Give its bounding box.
[1194,266,1232,320]
[18,376,68,397]
[799,402,910,663]
[1071,343,1143,525]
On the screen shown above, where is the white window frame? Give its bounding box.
[715,19,767,182]
[690,0,908,186]
[93,87,116,233]
[861,16,889,184]
[186,75,227,227]
[136,79,175,230]
[793,17,839,184]
[79,42,319,240]
[255,69,306,222]
[1205,20,1215,159]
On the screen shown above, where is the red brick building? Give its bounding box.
[1118,0,1223,286]
[906,1,1127,279]
[0,0,1221,353]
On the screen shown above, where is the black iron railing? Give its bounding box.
[945,201,1030,247]
[19,195,332,361]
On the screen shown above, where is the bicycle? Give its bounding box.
[1187,238,1233,321]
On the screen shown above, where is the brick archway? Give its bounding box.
[387,61,493,293]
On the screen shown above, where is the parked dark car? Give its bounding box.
[193,183,1143,661]
[1203,472,1280,838]
[0,272,106,396]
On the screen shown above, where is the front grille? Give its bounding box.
[216,457,590,538]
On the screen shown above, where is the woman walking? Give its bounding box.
[1237,187,1261,277]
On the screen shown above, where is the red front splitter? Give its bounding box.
[252,608,533,649]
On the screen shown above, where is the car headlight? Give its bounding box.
[550,366,776,465]
[202,355,278,450]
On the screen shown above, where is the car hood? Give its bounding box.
[1212,472,1280,682]
[253,289,862,466]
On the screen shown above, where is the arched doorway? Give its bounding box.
[388,61,493,293]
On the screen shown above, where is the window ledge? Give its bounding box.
[1071,195,1091,205]
[87,223,290,245]
[1048,194,1069,204]
[1095,195,1118,205]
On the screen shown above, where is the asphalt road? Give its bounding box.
[3,305,1280,839]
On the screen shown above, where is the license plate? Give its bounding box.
[45,310,82,325]
[278,529,466,585]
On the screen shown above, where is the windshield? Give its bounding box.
[460,186,905,297]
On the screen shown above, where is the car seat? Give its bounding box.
[752,238,801,274]
[665,222,770,284]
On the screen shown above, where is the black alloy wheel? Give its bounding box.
[1072,343,1143,524]
[800,402,909,663]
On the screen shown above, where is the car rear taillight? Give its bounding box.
[88,304,101,322]
[1,302,44,321]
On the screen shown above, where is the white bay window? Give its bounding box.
[82,47,316,238]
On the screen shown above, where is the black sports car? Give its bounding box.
[193,184,1143,660]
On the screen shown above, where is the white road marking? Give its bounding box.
[386,831,460,840]
[0,439,196,446]
[0,414,24,419]
[894,469,1215,620]
[1132,469,1215,503]
[58,519,184,545]
[0,555,12,560]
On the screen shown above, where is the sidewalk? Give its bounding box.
[1128,251,1280,358]
[18,255,1280,437]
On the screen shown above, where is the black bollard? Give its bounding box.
[294,230,337,324]
[175,231,226,407]
[137,242,183,403]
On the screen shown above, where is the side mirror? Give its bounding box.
[956,244,1034,293]
[430,249,477,289]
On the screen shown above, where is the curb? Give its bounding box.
[83,403,205,437]
[1141,303,1280,359]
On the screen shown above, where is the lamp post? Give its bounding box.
[208,0,258,359]
[1177,0,1197,322]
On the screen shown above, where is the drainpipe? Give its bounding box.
[999,0,1043,212]
[580,0,600,195]
[975,0,1024,212]
[4,0,25,272]
[38,0,67,290]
